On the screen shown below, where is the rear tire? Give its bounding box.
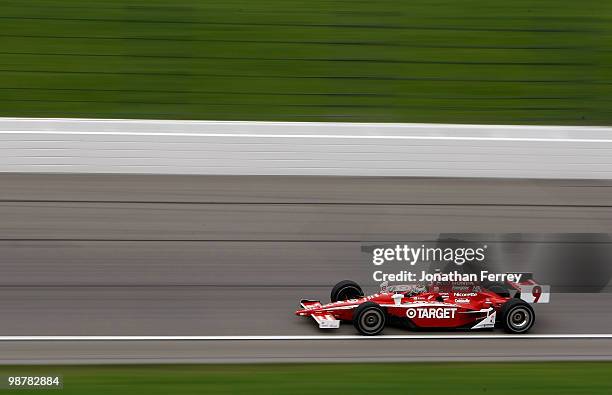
[353,302,386,336]
[330,280,364,303]
[500,299,535,333]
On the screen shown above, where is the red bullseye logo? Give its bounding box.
[405,307,458,319]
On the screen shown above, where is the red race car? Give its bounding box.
[296,274,549,335]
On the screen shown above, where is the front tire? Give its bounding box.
[353,302,386,336]
[500,299,535,333]
[330,280,364,302]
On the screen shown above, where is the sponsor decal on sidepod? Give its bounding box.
[406,307,457,319]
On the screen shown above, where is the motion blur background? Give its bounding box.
[1,0,611,124]
[1,0,612,371]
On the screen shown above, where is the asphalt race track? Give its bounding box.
[0,174,611,363]
[2,338,612,364]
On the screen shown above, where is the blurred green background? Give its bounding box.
[2,362,611,394]
[0,0,610,124]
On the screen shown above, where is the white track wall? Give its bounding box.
[2,118,612,178]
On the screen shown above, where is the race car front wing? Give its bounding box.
[300,299,341,329]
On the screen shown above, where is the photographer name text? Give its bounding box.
[372,270,523,283]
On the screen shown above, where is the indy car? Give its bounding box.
[296,274,549,335]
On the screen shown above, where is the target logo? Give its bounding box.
[406,307,457,319]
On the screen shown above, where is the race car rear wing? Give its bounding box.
[506,273,550,304]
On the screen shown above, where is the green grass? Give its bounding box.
[0,362,610,394]
[0,0,611,124]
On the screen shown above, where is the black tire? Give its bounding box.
[330,280,364,303]
[500,299,535,334]
[353,302,386,336]
[489,285,510,298]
